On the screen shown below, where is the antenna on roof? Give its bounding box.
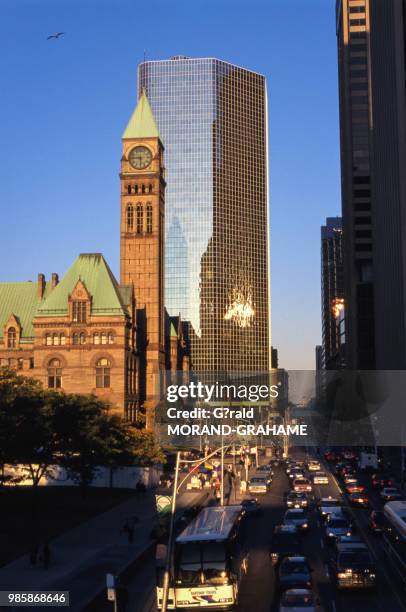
[143,49,147,63]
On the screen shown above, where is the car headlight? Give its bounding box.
[346,532,351,536]
[338,572,348,578]
[303,523,308,528]
[328,532,334,537]
[369,573,376,579]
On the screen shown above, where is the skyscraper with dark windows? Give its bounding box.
[321,217,345,369]
[138,57,271,374]
[336,0,406,369]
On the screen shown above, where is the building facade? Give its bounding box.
[321,217,345,369]
[336,0,406,369]
[0,93,189,425]
[138,57,271,374]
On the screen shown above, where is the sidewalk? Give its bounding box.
[0,488,208,612]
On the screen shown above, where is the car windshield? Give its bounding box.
[385,488,398,493]
[281,592,314,606]
[280,560,308,575]
[286,511,304,520]
[329,518,350,528]
[321,500,339,507]
[339,552,373,566]
[250,478,266,484]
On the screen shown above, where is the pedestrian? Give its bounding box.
[41,541,50,570]
[29,540,39,567]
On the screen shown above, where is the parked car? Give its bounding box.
[283,509,309,532]
[279,589,320,612]
[312,472,328,485]
[278,556,312,591]
[286,492,309,509]
[293,478,312,493]
[380,487,402,501]
[241,498,260,516]
[348,492,370,508]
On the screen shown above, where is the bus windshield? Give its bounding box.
[176,541,228,586]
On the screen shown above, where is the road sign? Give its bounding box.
[155,495,172,514]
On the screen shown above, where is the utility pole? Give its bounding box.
[161,452,180,612]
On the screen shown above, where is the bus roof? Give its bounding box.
[176,505,242,543]
[384,500,406,540]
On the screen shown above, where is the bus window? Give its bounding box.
[202,542,227,584]
[177,543,201,585]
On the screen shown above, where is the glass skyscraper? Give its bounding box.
[139,57,271,373]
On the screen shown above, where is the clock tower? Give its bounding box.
[120,90,165,430]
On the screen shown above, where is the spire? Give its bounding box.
[122,89,160,139]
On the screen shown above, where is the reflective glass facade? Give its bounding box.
[139,57,271,373]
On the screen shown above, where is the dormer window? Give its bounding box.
[7,327,16,348]
[72,301,86,323]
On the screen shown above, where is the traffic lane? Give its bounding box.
[289,450,388,612]
[320,456,406,611]
[237,463,287,611]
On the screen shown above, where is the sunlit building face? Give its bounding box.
[139,57,271,373]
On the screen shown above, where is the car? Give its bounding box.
[279,589,320,612]
[293,478,312,492]
[343,449,358,461]
[253,469,273,485]
[348,492,370,508]
[286,492,309,509]
[312,471,328,485]
[333,542,376,589]
[308,460,321,472]
[371,473,395,489]
[325,449,342,462]
[256,464,274,475]
[289,467,306,480]
[325,515,352,542]
[380,487,402,501]
[335,534,364,548]
[318,497,342,520]
[345,481,365,494]
[283,509,309,532]
[278,556,312,591]
[270,525,301,566]
[368,510,385,533]
[241,498,260,516]
[343,475,358,485]
[335,463,354,477]
[248,476,269,494]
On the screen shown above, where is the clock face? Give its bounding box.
[128,146,152,170]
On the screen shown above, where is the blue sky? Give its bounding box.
[0,0,341,370]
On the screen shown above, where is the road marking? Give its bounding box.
[324,562,330,577]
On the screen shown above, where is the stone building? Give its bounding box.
[0,91,189,427]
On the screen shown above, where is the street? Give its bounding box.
[135,448,406,612]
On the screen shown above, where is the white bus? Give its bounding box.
[156,505,247,609]
[383,500,406,586]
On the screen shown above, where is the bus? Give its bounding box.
[156,505,247,609]
[382,500,406,586]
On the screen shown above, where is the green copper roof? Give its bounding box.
[170,322,178,339]
[0,282,52,342]
[122,89,160,139]
[37,254,128,317]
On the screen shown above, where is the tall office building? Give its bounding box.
[336,0,406,369]
[321,217,345,369]
[138,57,271,373]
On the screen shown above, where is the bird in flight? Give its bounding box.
[47,32,65,40]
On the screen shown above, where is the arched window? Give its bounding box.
[80,333,86,345]
[126,204,134,231]
[53,333,60,346]
[149,184,153,194]
[146,204,153,233]
[93,333,100,345]
[45,333,52,346]
[135,185,139,194]
[72,333,79,345]
[48,359,62,388]
[108,332,114,344]
[127,184,131,195]
[96,358,110,388]
[142,184,145,194]
[7,328,16,349]
[101,332,107,345]
[136,204,143,234]
[60,334,66,346]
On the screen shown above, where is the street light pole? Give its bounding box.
[161,451,180,612]
[220,443,224,506]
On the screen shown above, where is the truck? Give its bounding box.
[358,452,379,471]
